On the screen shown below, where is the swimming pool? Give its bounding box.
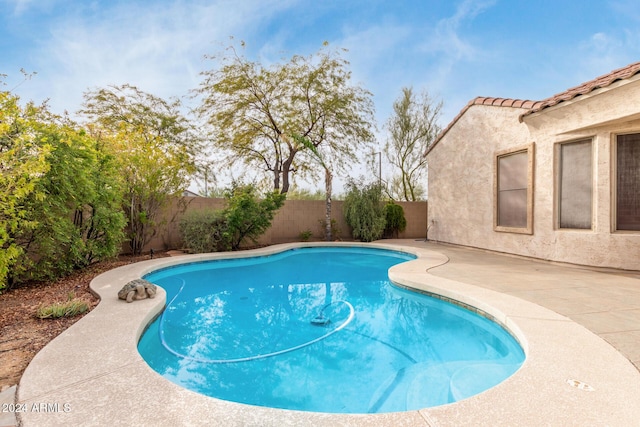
[138,246,525,414]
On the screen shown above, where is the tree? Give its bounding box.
[196,42,375,194]
[384,87,442,201]
[292,133,333,240]
[1,89,126,288]
[0,91,50,290]
[15,124,126,281]
[81,84,199,254]
[73,134,127,266]
[193,158,218,197]
[343,180,386,242]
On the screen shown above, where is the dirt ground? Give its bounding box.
[0,253,167,390]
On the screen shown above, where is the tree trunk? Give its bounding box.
[402,174,410,202]
[325,168,332,241]
[281,154,295,194]
[273,169,280,191]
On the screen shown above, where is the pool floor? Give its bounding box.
[138,247,524,413]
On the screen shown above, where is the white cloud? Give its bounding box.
[419,0,496,60]
[409,0,498,123]
[321,0,499,135]
[17,0,298,116]
[1,0,59,16]
[575,29,640,82]
[584,31,623,58]
[2,0,32,15]
[336,22,412,88]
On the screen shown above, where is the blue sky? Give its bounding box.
[2,0,640,189]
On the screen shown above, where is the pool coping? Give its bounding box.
[16,242,640,426]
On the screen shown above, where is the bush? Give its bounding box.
[36,294,90,319]
[1,92,125,289]
[299,230,313,242]
[12,128,126,284]
[384,202,407,238]
[343,181,386,242]
[179,184,286,253]
[223,185,286,250]
[179,210,230,253]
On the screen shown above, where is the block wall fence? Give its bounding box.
[142,197,428,253]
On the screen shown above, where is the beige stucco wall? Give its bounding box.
[142,197,428,253]
[427,105,534,253]
[427,79,640,270]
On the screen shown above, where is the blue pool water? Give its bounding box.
[138,247,525,414]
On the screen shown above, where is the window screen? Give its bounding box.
[497,151,528,228]
[559,140,592,229]
[617,134,640,231]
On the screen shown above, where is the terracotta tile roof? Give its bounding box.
[426,61,640,157]
[425,96,539,155]
[519,61,640,120]
[472,97,542,109]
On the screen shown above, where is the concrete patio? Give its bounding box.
[420,241,640,372]
[10,241,640,426]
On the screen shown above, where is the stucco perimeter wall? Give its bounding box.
[427,81,640,270]
[143,197,428,253]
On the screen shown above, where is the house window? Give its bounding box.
[616,133,640,231]
[558,140,592,229]
[495,144,534,234]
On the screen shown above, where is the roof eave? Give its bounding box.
[425,97,539,157]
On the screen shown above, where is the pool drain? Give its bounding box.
[566,379,595,391]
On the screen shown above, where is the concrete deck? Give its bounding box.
[14,241,640,426]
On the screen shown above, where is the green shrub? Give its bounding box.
[1,93,125,289]
[343,181,386,242]
[36,294,90,319]
[299,230,313,241]
[179,210,230,253]
[223,185,286,250]
[179,184,286,253]
[384,202,407,238]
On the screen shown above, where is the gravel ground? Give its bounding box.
[0,253,168,390]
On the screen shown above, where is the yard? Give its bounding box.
[0,253,164,390]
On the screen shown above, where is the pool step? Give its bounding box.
[367,356,520,412]
[448,362,522,401]
[367,362,458,412]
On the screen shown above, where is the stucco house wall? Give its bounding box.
[426,66,640,270]
[427,105,532,252]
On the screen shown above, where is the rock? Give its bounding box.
[117,279,157,303]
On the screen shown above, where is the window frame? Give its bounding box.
[494,143,535,234]
[555,138,594,231]
[613,132,640,232]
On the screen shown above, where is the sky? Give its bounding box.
[2,0,640,192]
